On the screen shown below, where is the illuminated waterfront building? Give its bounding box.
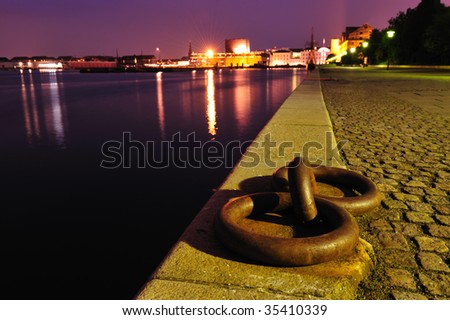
[330,23,373,62]
[267,47,330,66]
[191,37,330,68]
[225,38,251,54]
[190,38,264,67]
[12,56,64,70]
[190,51,265,68]
[67,56,117,70]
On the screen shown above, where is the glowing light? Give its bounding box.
[350,47,356,53]
[38,62,63,69]
[206,50,214,59]
[362,41,369,48]
[233,45,248,54]
[20,72,32,143]
[48,71,66,148]
[206,70,216,137]
[387,30,396,38]
[156,72,165,139]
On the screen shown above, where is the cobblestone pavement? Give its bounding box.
[320,67,450,300]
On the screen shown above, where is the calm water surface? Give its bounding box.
[0,68,306,298]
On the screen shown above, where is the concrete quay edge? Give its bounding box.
[136,70,375,300]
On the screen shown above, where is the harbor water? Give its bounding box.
[0,68,306,298]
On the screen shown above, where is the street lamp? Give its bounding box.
[386,30,395,70]
[387,30,396,38]
[362,41,369,67]
[156,47,161,62]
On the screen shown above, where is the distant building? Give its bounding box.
[267,47,330,66]
[13,56,63,70]
[67,56,117,70]
[330,23,373,62]
[225,39,250,54]
[268,49,292,66]
[0,57,14,70]
[190,51,264,67]
[345,24,373,48]
[119,55,156,68]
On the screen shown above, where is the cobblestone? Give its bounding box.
[370,219,393,231]
[425,196,450,205]
[414,236,449,254]
[378,232,409,250]
[405,212,434,224]
[392,222,423,237]
[382,199,409,210]
[383,251,418,269]
[419,273,450,296]
[392,291,428,300]
[321,68,450,300]
[417,252,450,272]
[407,203,434,213]
[436,206,450,215]
[403,187,426,196]
[436,215,450,226]
[392,193,421,202]
[426,188,447,196]
[427,224,450,238]
[386,268,417,290]
[403,181,428,188]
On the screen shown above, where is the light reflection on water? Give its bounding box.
[206,69,217,137]
[13,68,307,150]
[156,71,166,139]
[1,68,308,299]
[19,70,67,148]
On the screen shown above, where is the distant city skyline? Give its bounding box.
[2,0,450,59]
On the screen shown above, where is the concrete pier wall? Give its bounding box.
[136,71,375,300]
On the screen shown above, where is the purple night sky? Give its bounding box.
[1,0,449,59]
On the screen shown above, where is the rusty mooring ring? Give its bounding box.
[288,157,318,222]
[215,192,360,266]
[272,165,381,216]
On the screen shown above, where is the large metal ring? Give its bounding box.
[273,166,381,216]
[215,192,360,266]
[288,157,318,222]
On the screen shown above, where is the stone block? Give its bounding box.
[369,219,392,231]
[378,232,409,251]
[392,290,428,300]
[414,236,449,253]
[436,215,450,226]
[417,252,450,272]
[382,199,408,210]
[405,212,434,224]
[386,268,417,290]
[383,251,418,269]
[407,203,434,213]
[427,224,450,239]
[392,222,423,237]
[419,273,450,296]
